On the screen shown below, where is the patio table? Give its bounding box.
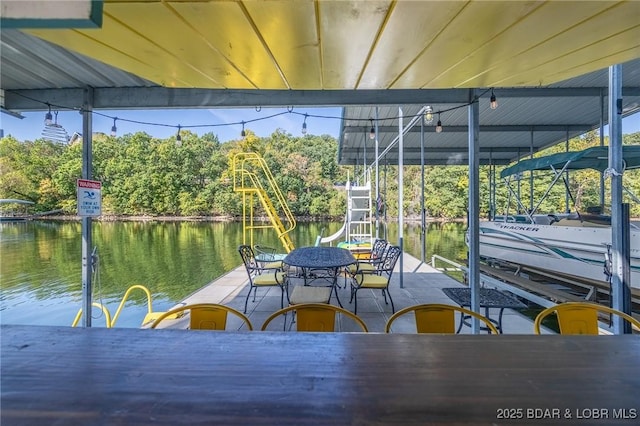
[442,287,527,333]
[283,246,356,307]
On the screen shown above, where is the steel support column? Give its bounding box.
[81,87,94,327]
[608,65,631,333]
[599,89,606,208]
[420,118,426,264]
[398,107,404,289]
[468,90,481,333]
[375,107,380,239]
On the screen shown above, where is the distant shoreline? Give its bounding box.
[30,215,465,223]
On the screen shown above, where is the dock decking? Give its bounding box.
[168,251,541,333]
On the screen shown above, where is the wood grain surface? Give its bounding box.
[2,325,639,425]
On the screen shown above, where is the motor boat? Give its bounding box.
[479,146,640,290]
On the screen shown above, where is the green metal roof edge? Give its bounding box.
[500,145,640,179]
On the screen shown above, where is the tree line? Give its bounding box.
[1,128,639,219]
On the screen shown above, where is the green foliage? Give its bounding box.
[1,130,639,219]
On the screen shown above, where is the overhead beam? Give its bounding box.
[5,86,640,111]
[5,88,465,111]
[343,125,594,133]
[340,146,554,154]
[339,158,514,166]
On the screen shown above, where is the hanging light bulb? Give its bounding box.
[241,121,246,137]
[369,119,375,140]
[490,89,498,110]
[424,105,433,124]
[44,104,53,126]
[175,125,182,146]
[110,117,118,137]
[302,114,308,135]
[435,114,443,133]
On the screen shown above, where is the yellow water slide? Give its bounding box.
[232,152,296,253]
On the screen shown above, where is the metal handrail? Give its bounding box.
[232,152,296,252]
[111,284,154,327]
[71,302,112,328]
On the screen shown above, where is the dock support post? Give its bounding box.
[81,87,94,327]
[468,89,480,333]
[609,64,631,334]
[398,107,404,289]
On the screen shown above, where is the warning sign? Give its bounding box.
[77,179,102,217]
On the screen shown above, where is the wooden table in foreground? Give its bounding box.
[2,325,639,425]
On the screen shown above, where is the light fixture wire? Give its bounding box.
[12,88,494,138]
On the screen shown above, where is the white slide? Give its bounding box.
[318,213,347,244]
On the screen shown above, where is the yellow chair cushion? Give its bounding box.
[358,274,388,288]
[289,286,331,305]
[254,271,285,286]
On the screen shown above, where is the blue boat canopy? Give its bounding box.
[500,145,640,179]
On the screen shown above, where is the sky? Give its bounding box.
[1,107,639,143]
[0,107,344,142]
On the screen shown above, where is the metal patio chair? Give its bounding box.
[533,302,640,335]
[385,303,499,334]
[261,303,368,332]
[150,303,253,330]
[238,244,287,313]
[350,245,401,314]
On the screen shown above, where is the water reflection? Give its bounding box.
[0,220,465,327]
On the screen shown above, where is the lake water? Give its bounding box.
[0,220,466,328]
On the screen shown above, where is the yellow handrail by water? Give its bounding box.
[71,285,173,328]
[71,302,112,328]
[112,284,155,327]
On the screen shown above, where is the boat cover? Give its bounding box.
[500,145,640,179]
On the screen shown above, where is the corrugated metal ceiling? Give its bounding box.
[1,0,639,165]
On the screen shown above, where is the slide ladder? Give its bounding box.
[232,152,296,253]
[346,176,373,245]
[320,172,373,250]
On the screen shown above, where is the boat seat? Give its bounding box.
[554,218,608,228]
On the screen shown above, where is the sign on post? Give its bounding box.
[77,179,102,217]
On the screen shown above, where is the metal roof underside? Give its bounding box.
[1,0,640,166]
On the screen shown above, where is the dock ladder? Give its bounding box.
[71,284,176,328]
[346,171,373,246]
[232,152,296,253]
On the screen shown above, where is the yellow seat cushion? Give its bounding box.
[254,271,285,286]
[358,274,388,288]
[289,286,331,305]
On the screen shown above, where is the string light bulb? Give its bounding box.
[490,89,498,110]
[241,121,246,137]
[44,104,53,126]
[424,105,433,124]
[435,114,443,133]
[369,119,375,140]
[110,118,118,137]
[302,114,308,135]
[175,125,182,146]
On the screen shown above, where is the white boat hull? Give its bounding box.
[479,221,640,289]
